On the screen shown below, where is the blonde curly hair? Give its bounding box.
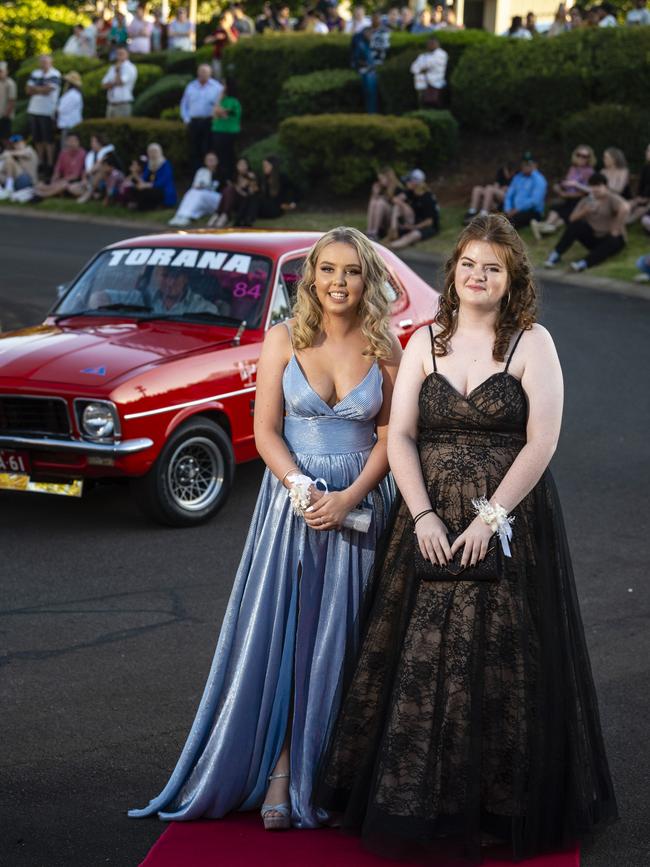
[292,226,393,359]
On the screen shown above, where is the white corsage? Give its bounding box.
[286,473,315,516]
[471,496,515,557]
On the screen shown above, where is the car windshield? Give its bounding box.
[55,247,273,329]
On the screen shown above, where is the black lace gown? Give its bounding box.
[315,334,618,864]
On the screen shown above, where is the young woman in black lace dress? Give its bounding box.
[315,214,618,863]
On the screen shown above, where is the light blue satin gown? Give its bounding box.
[129,351,394,828]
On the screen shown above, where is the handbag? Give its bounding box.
[414,532,502,582]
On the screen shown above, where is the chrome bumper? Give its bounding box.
[0,434,154,456]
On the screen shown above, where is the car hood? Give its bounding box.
[0,321,235,387]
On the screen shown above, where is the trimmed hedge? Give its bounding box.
[132,73,192,117]
[404,109,459,169]
[278,69,363,119]
[0,1,87,71]
[166,46,213,74]
[561,105,650,172]
[279,113,430,195]
[73,117,189,174]
[225,30,494,124]
[378,30,495,115]
[451,28,650,133]
[81,63,163,118]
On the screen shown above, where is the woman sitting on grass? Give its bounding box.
[462,160,515,225]
[387,168,440,250]
[366,166,404,241]
[530,144,595,239]
[601,147,631,198]
[207,156,259,228]
[168,151,222,227]
[626,143,650,225]
[130,143,177,211]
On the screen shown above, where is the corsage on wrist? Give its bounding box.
[286,472,316,516]
[471,496,515,557]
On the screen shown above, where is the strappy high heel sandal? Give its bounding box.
[260,772,291,831]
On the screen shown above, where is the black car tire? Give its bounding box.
[131,416,235,527]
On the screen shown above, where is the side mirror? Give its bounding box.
[56,283,70,299]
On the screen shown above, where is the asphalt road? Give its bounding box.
[1,214,648,867]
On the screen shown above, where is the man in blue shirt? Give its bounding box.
[180,64,223,171]
[504,152,547,229]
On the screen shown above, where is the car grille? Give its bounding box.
[0,396,71,437]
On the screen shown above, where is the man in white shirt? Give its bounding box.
[626,0,650,24]
[101,46,138,118]
[26,54,61,174]
[410,38,448,107]
[180,64,223,171]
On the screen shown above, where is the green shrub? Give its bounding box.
[160,105,181,120]
[278,69,362,119]
[224,34,352,123]
[15,53,103,94]
[561,105,650,172]
[403,109,459,169]
[0,1,87,70]
[226,30,495,125]
[377,29,495,115]
[279,113,430,195]
[166,45,213,74]
[451,28,650,134]
[81,63,163,118]
[132,73,192,117]
[73,117,189,174]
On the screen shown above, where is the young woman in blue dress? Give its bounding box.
[128,227,401,830]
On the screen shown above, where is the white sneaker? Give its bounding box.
[0,186,9,200]
[544,252,560,268]
[168,215,190,227]
[570,259,587,273]
[633,272,650,282]
[207,213,228,229]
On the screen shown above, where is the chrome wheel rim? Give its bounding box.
[167,436,224,512]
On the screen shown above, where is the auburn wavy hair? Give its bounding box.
[434,213,538,361]
[292,226,393,359]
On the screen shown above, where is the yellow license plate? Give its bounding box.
[0,473,83,497]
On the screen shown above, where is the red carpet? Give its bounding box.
[140,813,580,867]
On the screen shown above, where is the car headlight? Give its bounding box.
[79,402,117,439]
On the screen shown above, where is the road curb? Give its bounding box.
[0,204,164,233]
[400,249,650,302]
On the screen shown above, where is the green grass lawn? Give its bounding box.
[3,198,647,283]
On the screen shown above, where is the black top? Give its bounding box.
[407,189,439,230]
[638,164,650,199]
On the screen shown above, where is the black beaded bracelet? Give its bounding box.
[413,508,434,526]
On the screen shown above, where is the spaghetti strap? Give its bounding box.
[428,325,437,371]
[505,329,525,372]
[283,319,295,354]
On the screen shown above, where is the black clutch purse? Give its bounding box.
[414,532,502,582]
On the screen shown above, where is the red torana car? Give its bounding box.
[0,230,438,525]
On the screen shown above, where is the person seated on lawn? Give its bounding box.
[116,155,147,206]
[33,132,86,200]
[544,172,629,272]
[504,14,532,37]
[602,147,631,197]
[208,156,259,228]
[503,151,547,229]
[387,168,440,250]
[98,152,125,205]
[530,144,595,239]
[463,160,516,224]
[131,142,177,211]
[69,133,115,203]
[255,155,296,220]
[366,165,404,240]
[634,253,650,282]
[626,143,650,224]
[169,151,222,227]
[0,134,39,200]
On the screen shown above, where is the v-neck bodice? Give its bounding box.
[282,355,383,455]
